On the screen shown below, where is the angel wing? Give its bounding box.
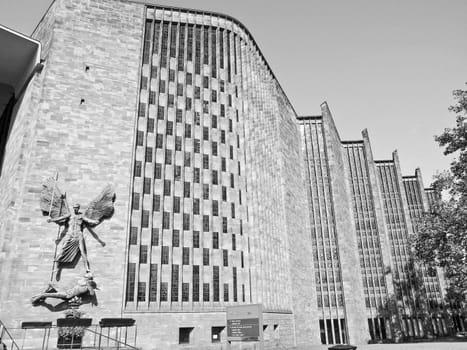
[84,184,116,227]
[40,177,70,224]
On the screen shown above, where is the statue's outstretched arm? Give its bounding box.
[86,226,106,247]
[47,213,71,223]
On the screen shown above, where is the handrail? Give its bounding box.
[0,320,21,350]
[84,327,139,350]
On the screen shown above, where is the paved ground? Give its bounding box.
[299,341,467,350]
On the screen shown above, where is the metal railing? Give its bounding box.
[0,322,139,350]
[0,320,21,350]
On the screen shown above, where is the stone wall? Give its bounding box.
[0,0,143,329]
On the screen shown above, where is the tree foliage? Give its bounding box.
[412,83,467,301]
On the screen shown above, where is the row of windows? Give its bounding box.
[127,263,244,302]
[143,20,239,82]
[130,240,243,266]
[133,193,240,216]
[135,211,238,232]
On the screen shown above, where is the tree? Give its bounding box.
[412,83,467,302]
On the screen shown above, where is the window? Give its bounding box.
[132,192,140,210]
[203,215,210,232]
[212,142,218,156]
[134,161,142,177]
[220,104,225,117]
[212,200,219,216]
[182,283,189,302]
[163,211,170,229]
[203,76,209,88]
[175,136,182,151]
[183,247,190,265]
[173,230,180,247]
[223,250,228,266]
[143,178,151,194]
[166,121,173,136]
[145,147,153,162]
[184,182,190,198]
[184,152,191,167]
[241,251,244,268]
[221,130,226,143]
[203,283,210,301]
[212,232,219,249]
[193,231,200,248]
[126,263,136,302]
[186,72,192,85]
[213,266,220,302]
[228,95,232,107]
[194,168,200,183]
[179,327,193,344]
[203,155,209,169]
[136,131,144,146]
[155,163,162,179]
[195,86,201,99]
[171,264,179,301]
[232,234,236,250]
[194,139,200,153]
[177,83,183,96]
[193,198,200,215]
[231,203,235,218]
[230,145,234,160]
[138,103,146,118]
[222,217,228,233]
[185,123,191,138]
[212,115,217,129]
[186,97,192,110]
[140,245,148,264]
[223,283,229,301]
[193,265,200,301]
[162,246,169,264]
[222,186,227,201]
[174,166,181,181]
[212,327,224,343]
[211,90,217,102]
[221,158,226,172]
[129,227,138,245]
[233,267,237,302]
[149,264,157,301]
[230,173,234,188]
[169,69,175,82]
[151,228,159,246]
[194,112,200,125]
[165,149,172,164]
[164,179,171,196]
[156,133,163,148]
[183,213,190,230]
[157,105,165,120]
[175,109,183,123]
[137,282,146,301]
[142,210,149,228]
[203,248,209,265]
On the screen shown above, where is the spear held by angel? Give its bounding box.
[40,177,116,279]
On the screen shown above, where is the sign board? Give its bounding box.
[226,304,262,342]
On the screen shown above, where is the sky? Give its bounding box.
[1,0,467,184]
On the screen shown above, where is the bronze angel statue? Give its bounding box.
[40,177,116,279]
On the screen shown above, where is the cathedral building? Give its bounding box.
[0,1,459,349]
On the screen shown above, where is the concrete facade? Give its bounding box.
[0,1,456,349]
